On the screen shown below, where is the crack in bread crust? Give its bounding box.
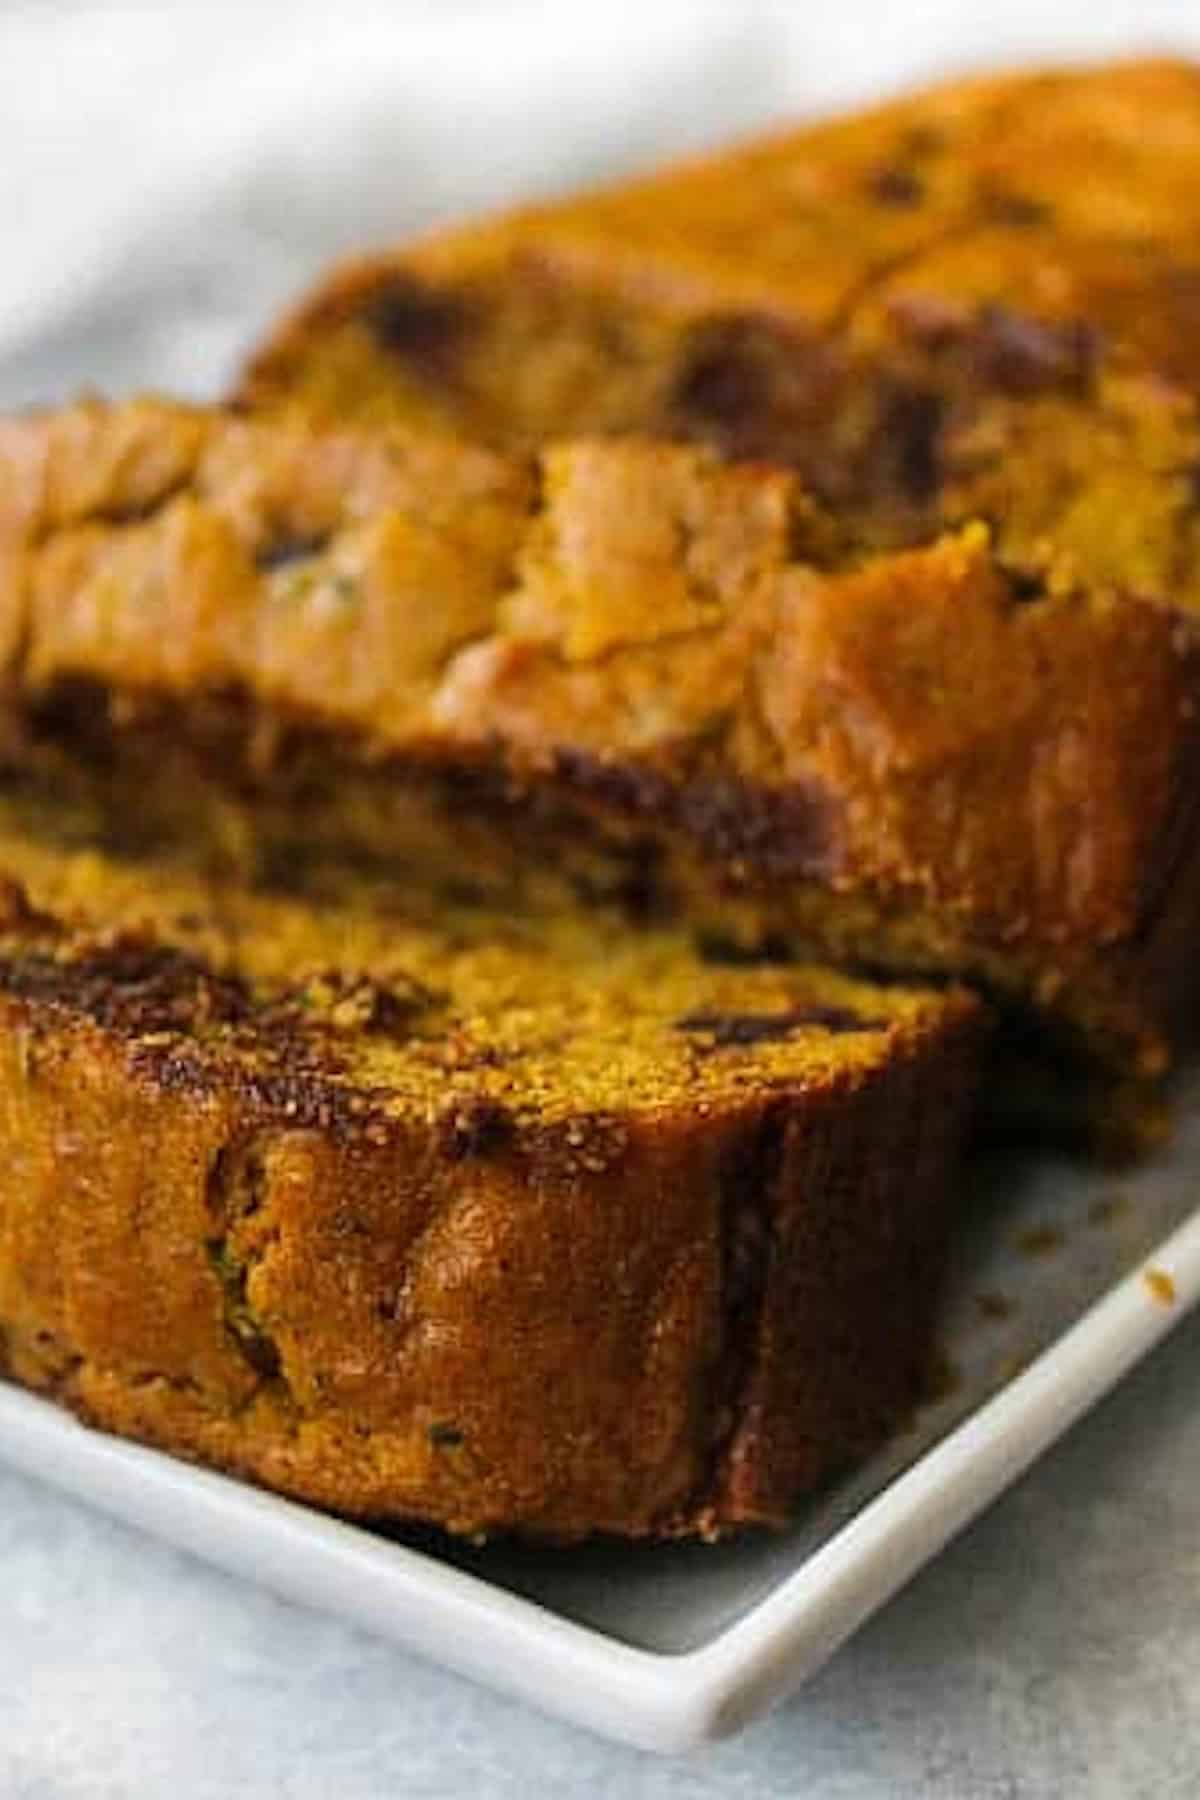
[205,1139,286,1389]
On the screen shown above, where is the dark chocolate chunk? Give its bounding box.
[876,383,944,504]
[888,295,1096,394]
[999,564,1049,606]
[867,165,925,208]
[360,277,475,379]
[428,1422,465,1449]
[256,531,330,572]
[672,323,769,436]
[971,306,1097,395]
[442,1098,514,1161]
[674,772,840,882]
[669,316,839,470]
[674,1003,881,1047]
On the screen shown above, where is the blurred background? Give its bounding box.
[6,0,1200,411]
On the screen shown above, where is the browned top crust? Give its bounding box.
[238,58,1200,578]
[0,397,1195,991]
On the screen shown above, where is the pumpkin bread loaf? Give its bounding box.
[0,57,1190,1535]
[0,397,1195,1096]
[0,786,982,1539]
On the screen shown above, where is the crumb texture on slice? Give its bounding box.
[1,401,1195,947]
[0,810,981,1539]
[0,397,1196,1089]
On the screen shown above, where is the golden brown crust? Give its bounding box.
[238,58,1200,566]
[0,818,982,1539]
[0,397,1193,1074]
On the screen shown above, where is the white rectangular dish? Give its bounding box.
[2,1076,1199,1753]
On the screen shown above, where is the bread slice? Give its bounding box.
[0,397,1194,1100]
[0,790,982,1539]
[238,58,1200,552]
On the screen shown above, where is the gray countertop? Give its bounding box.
[3,1311,1198,1799]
